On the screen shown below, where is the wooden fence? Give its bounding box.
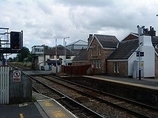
[62,64,91,75]
[0,66,12,104]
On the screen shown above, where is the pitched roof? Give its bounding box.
[66,40,87,46]
[72,49,87,62]
[88,34,119,49]
[107,39,139,60]
[94,34,119,48]
[152,36,158,47]
[45,45,74,56]
[122,32,138,41]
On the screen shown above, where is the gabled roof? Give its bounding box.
[107,39,139,60]
[88,34,119,49]
[66,40,87,46]
[45,45,74,56]
[122,32,138,41]
[152,36,158,47]
[72,49,87,62]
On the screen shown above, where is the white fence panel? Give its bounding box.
[0,66,11,104]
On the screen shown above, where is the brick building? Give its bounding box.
[107,29,158,78]
[87,34,119,74]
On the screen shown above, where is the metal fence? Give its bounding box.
[0,66,12,104]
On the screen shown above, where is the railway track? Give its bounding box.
[8,62,32,71]
[30,75,158,118]
[8,64,158,117]
[30,76,104,118]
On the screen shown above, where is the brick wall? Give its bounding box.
[87,38,115,74]
[72,62,88,66]
[107,61,128,77]
[155,55,158,78]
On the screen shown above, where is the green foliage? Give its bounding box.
[16,47,31,62]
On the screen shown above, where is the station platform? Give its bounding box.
[84,75,158,90]
[0,92,76,118]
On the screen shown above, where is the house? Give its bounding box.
[107,39,139,77]
[87,34,119,74]
[107,26,158,78]
[31,45,44,70]
[44,45,75,66]
[31,45,75,70]
[66,40,88,55]
[72,48,88,66]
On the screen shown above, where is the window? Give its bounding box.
[90,59,101,69]
[114,62,119,73]
[50,55,54,59]
[90,44,96,56]
[56,55,59,59]
[90,49,93,56]
[66,56,71,59]
[98,46,101,55]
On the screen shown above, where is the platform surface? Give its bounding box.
[0,92,76,118]
[84,75,158,90]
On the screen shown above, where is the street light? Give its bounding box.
[137,25,144,80]
[63,37,70,65]
[55,39,58,74]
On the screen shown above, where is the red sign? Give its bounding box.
[13,70,21,82]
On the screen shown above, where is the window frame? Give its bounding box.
[114,62,119,73]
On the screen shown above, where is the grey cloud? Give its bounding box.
[55,0,113,7]
[36,1,53,15]
[1,0,158,51]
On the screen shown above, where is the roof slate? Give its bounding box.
[44,45,74,56]
[152,36,158,47]
[94,34,119,48]
[107,39,139,60]
[72,49,87,62]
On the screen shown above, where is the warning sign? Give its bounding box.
[13,70,21,82]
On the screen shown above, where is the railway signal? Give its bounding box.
[10,31,23,49]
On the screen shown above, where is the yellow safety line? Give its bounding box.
[19,113,24,118]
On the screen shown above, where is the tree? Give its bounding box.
[16,47,31,62]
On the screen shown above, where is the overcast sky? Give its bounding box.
[0,0,158,51]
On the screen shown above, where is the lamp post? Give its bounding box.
[55,39,58,74]
[63,37,69,65]
[137,25,144,80]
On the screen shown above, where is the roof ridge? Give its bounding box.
[94,34,115,37]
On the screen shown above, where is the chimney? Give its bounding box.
[88,34,93,45]
[148,26,156,36]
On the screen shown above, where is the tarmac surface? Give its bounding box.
[0,92,76,118]
[0,102,44,118]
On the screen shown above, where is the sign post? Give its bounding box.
[13,70,21,82]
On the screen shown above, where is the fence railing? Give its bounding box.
[0,66,12,104]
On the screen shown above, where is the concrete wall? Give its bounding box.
[128,50,138,76]
[9,70,32,104]
[128,36,155,78]
[139,36,155,77]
